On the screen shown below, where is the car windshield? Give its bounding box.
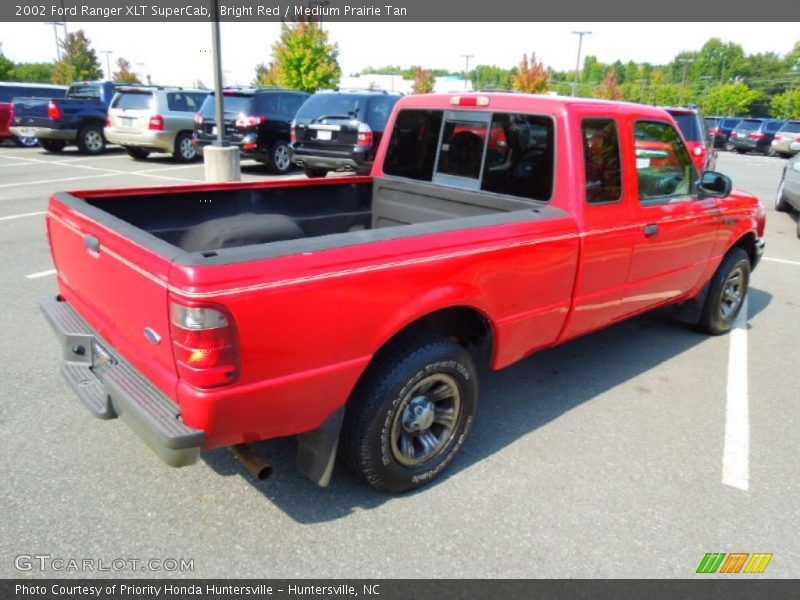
[779,121,800,134]
[199,93,253,117]
[670,113,702,142]
[294,94,369,123]
[112,92,153,110]
[736,120,761,131]
[68,84,102,100]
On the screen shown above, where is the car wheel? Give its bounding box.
[266,141,292,174]
[735,148,747,154]
[76,124,105,155]
[341,334,478,494]
[303,167,328,178]
[173,132,197,163]
[13,135,38,148]
[39,139,66,153]
[124,147,150,161]
[696,248,750,335]
[775,177,792,213]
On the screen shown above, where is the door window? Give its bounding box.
[634,120,694,202]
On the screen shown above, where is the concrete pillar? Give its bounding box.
[204,146,241,182]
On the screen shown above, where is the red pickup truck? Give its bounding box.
[42,93,765,493]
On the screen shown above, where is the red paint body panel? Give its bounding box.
[0,103,12,138]
[46,93,765,453]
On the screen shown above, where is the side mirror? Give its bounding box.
[698,171,732,198]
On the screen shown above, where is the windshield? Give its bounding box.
[670,113,702,142]
[294,94,369,123]
[199,93,253,118]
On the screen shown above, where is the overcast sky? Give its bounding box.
[2,21,799,87]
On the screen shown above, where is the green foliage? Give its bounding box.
[706,82,762,116]
[771,88,800,120]
[253,62,279,86]
[10,63,55,82]
[113,58,141,84]
[471,64,513,91]
[52,30,103,84]
[0,46,14,80]
[411,66,435,94]
[593,71,622,100]
[261,21,340,93]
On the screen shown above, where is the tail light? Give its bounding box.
[290,121,297,143]
[148,115,165,131]
[357,122,373,147]
[730,132,738,138]
[48,100,62,120]
[105,116,111,127]
[194,113,204,125]
[750,132,765,140]
[170,301,239,389]
[692,146,704,156]
[235,115,265,128]
[7,103,14,126]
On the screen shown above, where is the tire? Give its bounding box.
[76,124,105,155]
[173,132,197,163]
[735,148,747,154]
[124,147,150,161]
[341,334,478,494]
[39,139,66,153]
[696,248,750,335]
[267,141,292,174]
[13,135,38,148]
[304,167,328,178]
[775,177,791,213]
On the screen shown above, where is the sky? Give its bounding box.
[1,21,799,87]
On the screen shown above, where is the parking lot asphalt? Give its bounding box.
[0,144,798,579]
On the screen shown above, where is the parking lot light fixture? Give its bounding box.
[571,31,591,97]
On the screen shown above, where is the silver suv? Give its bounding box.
[105,86,209,162]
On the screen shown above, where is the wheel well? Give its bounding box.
[731,232,757,268]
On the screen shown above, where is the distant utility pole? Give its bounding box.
[100,51,113,80]
[44,21,66,61]
[461,54,473,91]
[636,78,648,104]
[679,58,694,106]
[571,31,591,97]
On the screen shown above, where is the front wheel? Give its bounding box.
[267,141,292,174]
[39,139,66,153]
[341,334,478,494]
[696,248,750,335]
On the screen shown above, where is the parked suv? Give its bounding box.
[706,116,741,150]
[290,90,402,177]
[730,118,785,154]
[770,120,800,158]
[1,82,66,147]
[105,86,209,162]
[664,107,715,172]
[194,87,308,174]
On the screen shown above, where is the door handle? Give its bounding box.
[643,223,659,237]
[84,234,100,253]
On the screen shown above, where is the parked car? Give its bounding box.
[105,86,209,162]
[730,118,786,155]
[706,116,741,150]
[193,87,308,174]
[0,82,66,147]
[41,94,765,494]
[664,107,716,172]
[290,90,402,177]
[769,120,800,158]
[10,81,122,154]
[775,145,800,213]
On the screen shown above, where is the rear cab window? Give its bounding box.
[68,84,102,100]
[634,120,695,202]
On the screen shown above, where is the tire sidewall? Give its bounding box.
[271,142,291,174]
[78,125,105,155]
[700,250,750,335]
[174,132,196,162]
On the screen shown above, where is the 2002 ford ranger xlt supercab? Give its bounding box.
[41,93,766,493]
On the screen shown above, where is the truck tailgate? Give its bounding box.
[47,194,179,398]
[11,98,52,128]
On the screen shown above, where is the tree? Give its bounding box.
[411,66,435,94]
[0,43,14,80]
[52,30,103,84]
[259,20,340,93]
[593,71,623,100]
[112,57,141,84]
[512,53,550,94]
[771,88,800,120]
[253,62,279,86]
[706,82,761,115]
[471,64,513,91]
[11,62,55,82]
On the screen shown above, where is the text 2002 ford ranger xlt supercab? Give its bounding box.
[42,93,765,493]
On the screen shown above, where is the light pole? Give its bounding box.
[571,31,591,97]
[636,78,648,104]
[100,51,113,80]
[44,22,66,61]
[461,54,473,91]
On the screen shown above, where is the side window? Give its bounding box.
[383,109,443,181]
[582,118,622,204]
[634,120,694,202]
[481,113,554,201]
[167,93,196,112]
[254,94,280,116]
[282,94,306,118]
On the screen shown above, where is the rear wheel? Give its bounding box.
[341,334,478,493]
[696,248,750,335]
[267,141,292,174]
[13,135,38,148]
[124,147,150,161]
[76,124,105,155]
[39,139,66,153]
[304,167,328,178]
[735,147,748,154]
[173,132,197,162]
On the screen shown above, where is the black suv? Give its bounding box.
[705,116,741,150]
[194,87,308,174]
[289,91,402,177]
[729,118,786,155]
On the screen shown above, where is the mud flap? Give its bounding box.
[296,407,344,487]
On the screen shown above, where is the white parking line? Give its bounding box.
[25,269,56,279]
[764,256,800,266]
[722,296,749,492]
[0,173,120,189]
[0,210,46,221]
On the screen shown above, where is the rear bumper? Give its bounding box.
[11,126,76,141]
[40,295,205,467]
[105,128,175,152]
[290,145,371,172]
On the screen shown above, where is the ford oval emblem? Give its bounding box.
[144,327,161,345]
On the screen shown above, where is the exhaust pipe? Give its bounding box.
[230,444,273,480]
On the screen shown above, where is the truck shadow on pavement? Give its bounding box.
[203,287,771,523]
